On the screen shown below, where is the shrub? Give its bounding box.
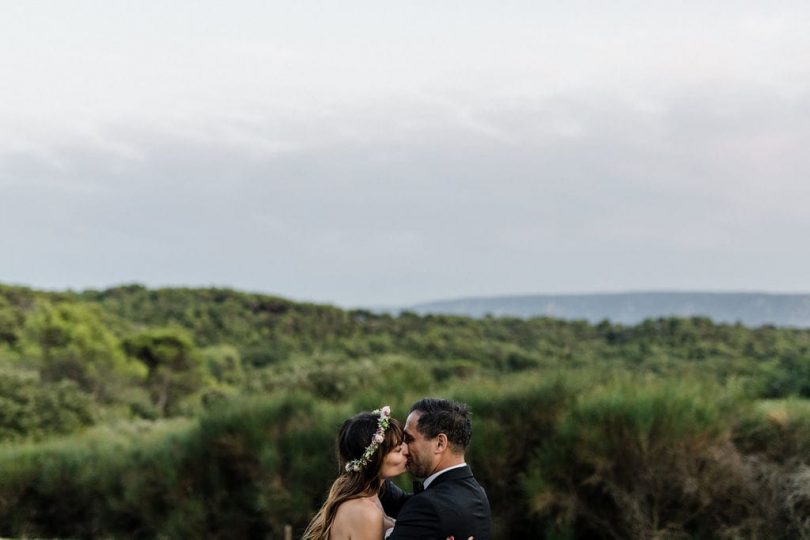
[0,366,95,442]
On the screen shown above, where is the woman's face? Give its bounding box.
[379,442,408,480]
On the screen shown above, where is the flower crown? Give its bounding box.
[345,406,392,473]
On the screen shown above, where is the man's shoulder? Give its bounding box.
[425,472,490,511]
[428,476,486,496]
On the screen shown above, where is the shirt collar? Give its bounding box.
[422,462,467,489]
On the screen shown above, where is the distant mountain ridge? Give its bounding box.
[407,292,810,327]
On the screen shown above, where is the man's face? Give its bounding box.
[403,410,436,478]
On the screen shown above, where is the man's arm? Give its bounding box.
[385,493,440,540]
[379,479,411,518]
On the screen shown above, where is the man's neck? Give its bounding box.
[422,457,467,489]
[429,453,465,476]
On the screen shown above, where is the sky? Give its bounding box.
[2,1,810,306]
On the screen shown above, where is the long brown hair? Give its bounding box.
[302,411,404,540]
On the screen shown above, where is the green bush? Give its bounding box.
[22,301,146,399]
[0,366,95,442]
[459,373,576,537]
[522,379,794,539]
[0,394,344,539]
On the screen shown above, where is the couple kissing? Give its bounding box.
[303,398,491,540]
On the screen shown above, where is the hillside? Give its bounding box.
[409,291,810,326]
[1,283,809,538]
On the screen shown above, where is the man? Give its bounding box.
[381,398,491,540]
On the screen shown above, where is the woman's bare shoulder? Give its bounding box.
[336,496,383,520]
[331,497,384,539]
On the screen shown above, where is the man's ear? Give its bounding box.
[434,433,449,454]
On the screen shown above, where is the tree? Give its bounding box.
[122,328,206,416]
[22,302,146,400]
[0,296,22,347]
[0,365,95,441]
[202,345,244,385]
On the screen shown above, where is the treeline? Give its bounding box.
[0,284,809,538]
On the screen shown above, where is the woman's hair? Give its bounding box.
[301,411,404,540]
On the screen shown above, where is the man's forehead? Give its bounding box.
[405,410,421,425]
[404,410,421,434]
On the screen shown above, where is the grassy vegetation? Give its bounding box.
[0,284,809,538]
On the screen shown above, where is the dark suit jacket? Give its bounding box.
[381,465,491,540]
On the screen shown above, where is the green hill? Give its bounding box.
[0,283,809,538]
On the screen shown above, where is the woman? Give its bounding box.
[302,406,406,540]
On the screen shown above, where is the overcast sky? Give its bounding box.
[2,1,809,306]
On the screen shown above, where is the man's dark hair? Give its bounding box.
[410,398,472,451]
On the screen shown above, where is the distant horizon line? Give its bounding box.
[4,280,810,309]
[407,289,810,306]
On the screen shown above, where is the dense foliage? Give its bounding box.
[0,284,808,538]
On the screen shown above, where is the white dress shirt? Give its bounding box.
[422,462,467,490]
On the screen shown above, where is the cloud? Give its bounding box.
[2,1,810,303]
[2,77,810,304]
